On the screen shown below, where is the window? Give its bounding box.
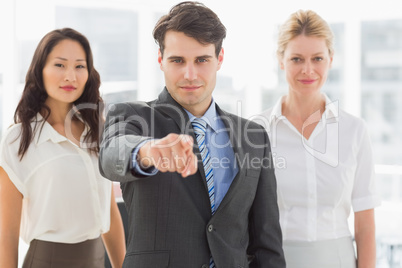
[1,1,402,266]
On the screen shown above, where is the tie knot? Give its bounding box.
[192,118,207,136]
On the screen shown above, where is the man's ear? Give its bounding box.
[158,49,163,70]
[217,48,224,70]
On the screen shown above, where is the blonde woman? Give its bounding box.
[258,10,380,268]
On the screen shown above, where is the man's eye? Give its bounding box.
[172,59,183,63]
[198,58,207,63]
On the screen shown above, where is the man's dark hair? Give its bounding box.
[153,1,226,58]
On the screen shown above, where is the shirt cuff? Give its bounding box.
[131,140,159,176]
[352,195,382,212]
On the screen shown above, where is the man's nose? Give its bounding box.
[184,63,197,80]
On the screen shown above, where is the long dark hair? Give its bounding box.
[14,28,103,159]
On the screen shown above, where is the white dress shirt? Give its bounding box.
[257,94,381,241]
[0,114,112,244]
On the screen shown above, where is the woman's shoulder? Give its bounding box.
[257,97,284,124]
[0,124,23,166]
[1,117,45,149]
[259,107,274,118]
[338,109,367,130]
[337,110,372,147]
[252,107,274,132]
[1,123,23,145]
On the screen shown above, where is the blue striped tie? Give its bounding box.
[192,118,216,268]
[192,118,215,214]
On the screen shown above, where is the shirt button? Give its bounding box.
[208,224,214,232]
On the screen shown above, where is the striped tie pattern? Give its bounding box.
[192,118,215,214]
[192,118,216,268]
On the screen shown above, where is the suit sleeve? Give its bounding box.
[99,102,152,182]
[248,129,286,267]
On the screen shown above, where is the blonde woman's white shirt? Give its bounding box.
[256,94,381,241]
[0,114,112,244]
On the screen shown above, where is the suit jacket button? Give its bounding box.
[208,224,214,232]
[201,265,208,268]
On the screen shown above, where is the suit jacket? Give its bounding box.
[99,88,285,268]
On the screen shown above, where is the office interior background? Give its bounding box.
[0,0,401,266]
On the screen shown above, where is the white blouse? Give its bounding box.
[257,94,381,241]
[0,115,112,244]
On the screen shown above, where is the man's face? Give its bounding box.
[158,30,224,116]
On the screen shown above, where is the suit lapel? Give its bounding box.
[213,105,246,214]
[154,89,246,210]
[155,88,209,189]
[155,87,191,133]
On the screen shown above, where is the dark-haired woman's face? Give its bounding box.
[42,39,88,107]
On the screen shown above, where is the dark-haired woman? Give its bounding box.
[0,28,125,267]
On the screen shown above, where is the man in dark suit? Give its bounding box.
[99,2,285,267]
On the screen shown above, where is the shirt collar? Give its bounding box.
[34,112,89,146]
[185,99,219,133]
[269,96,285,122]
[322,93,339,122]
[268,93,339,124]
[34,113,66,145]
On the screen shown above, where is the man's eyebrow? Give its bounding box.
[197,55,213,59]
[166,55,214,60]
[167,56,183,60]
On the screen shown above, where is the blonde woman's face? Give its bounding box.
[280,35,333,96]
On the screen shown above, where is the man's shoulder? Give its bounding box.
[108,89,183,116]
[106,99,157,115]
[106,98,189,126]
[109,99,155,109]
[217,107,265,131]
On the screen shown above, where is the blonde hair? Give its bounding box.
[277,10,334,59]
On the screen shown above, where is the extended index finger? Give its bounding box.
[180,134,194,151]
